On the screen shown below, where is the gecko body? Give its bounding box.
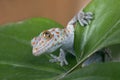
[31,11,108,66]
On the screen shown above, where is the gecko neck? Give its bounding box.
[61,27,75,54]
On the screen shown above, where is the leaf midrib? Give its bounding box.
[0,61,62,74]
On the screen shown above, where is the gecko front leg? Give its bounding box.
[67,11,93,29]
[77,11,93,26]
[49,49,68,66]
[66,10,93,34]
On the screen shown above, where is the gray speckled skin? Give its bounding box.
[31,11,94,66]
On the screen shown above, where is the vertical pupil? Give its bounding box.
[45,32,50,38]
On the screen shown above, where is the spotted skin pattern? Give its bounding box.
[31,11,94,66]
[31,28,66,55]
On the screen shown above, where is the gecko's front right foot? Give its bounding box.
[49,49,68,66]
[49,54,68,66]
[77,11,93,26]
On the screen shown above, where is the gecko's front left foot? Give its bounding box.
[77,11,93,26]
[49,49,68,66]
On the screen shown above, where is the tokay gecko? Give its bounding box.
[31,10,111,66]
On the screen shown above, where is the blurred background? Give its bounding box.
[0,0,91,26]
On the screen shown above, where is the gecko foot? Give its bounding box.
[49,49,68,66]
[77,11,93,26]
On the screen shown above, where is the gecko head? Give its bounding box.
[31,28,65,56]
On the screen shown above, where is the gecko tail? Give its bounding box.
[82,48,112,67]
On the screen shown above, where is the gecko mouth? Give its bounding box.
[32,45,52,56]
[32,49,47,56]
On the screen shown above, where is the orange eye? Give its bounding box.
[42,31,53,39]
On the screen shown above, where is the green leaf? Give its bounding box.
[74,0,120,65]
[63,62,120,80]
[0,0,120,80]
[0,18,77,80]
[59,0,120,79]
[108,44,120,61]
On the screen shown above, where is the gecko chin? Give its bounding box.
[32,46,55,56]
[32,43,62,56]
[33,50,45,56]
[32,44,54,56]
[32,48,47,56]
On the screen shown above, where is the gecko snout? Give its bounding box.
[32,47,45,56]
[32,48,39,56]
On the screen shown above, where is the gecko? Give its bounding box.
[31,10,110,66]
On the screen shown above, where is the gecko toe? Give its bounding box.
[77,11,94,26]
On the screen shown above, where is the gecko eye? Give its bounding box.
[42,31,53,39]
